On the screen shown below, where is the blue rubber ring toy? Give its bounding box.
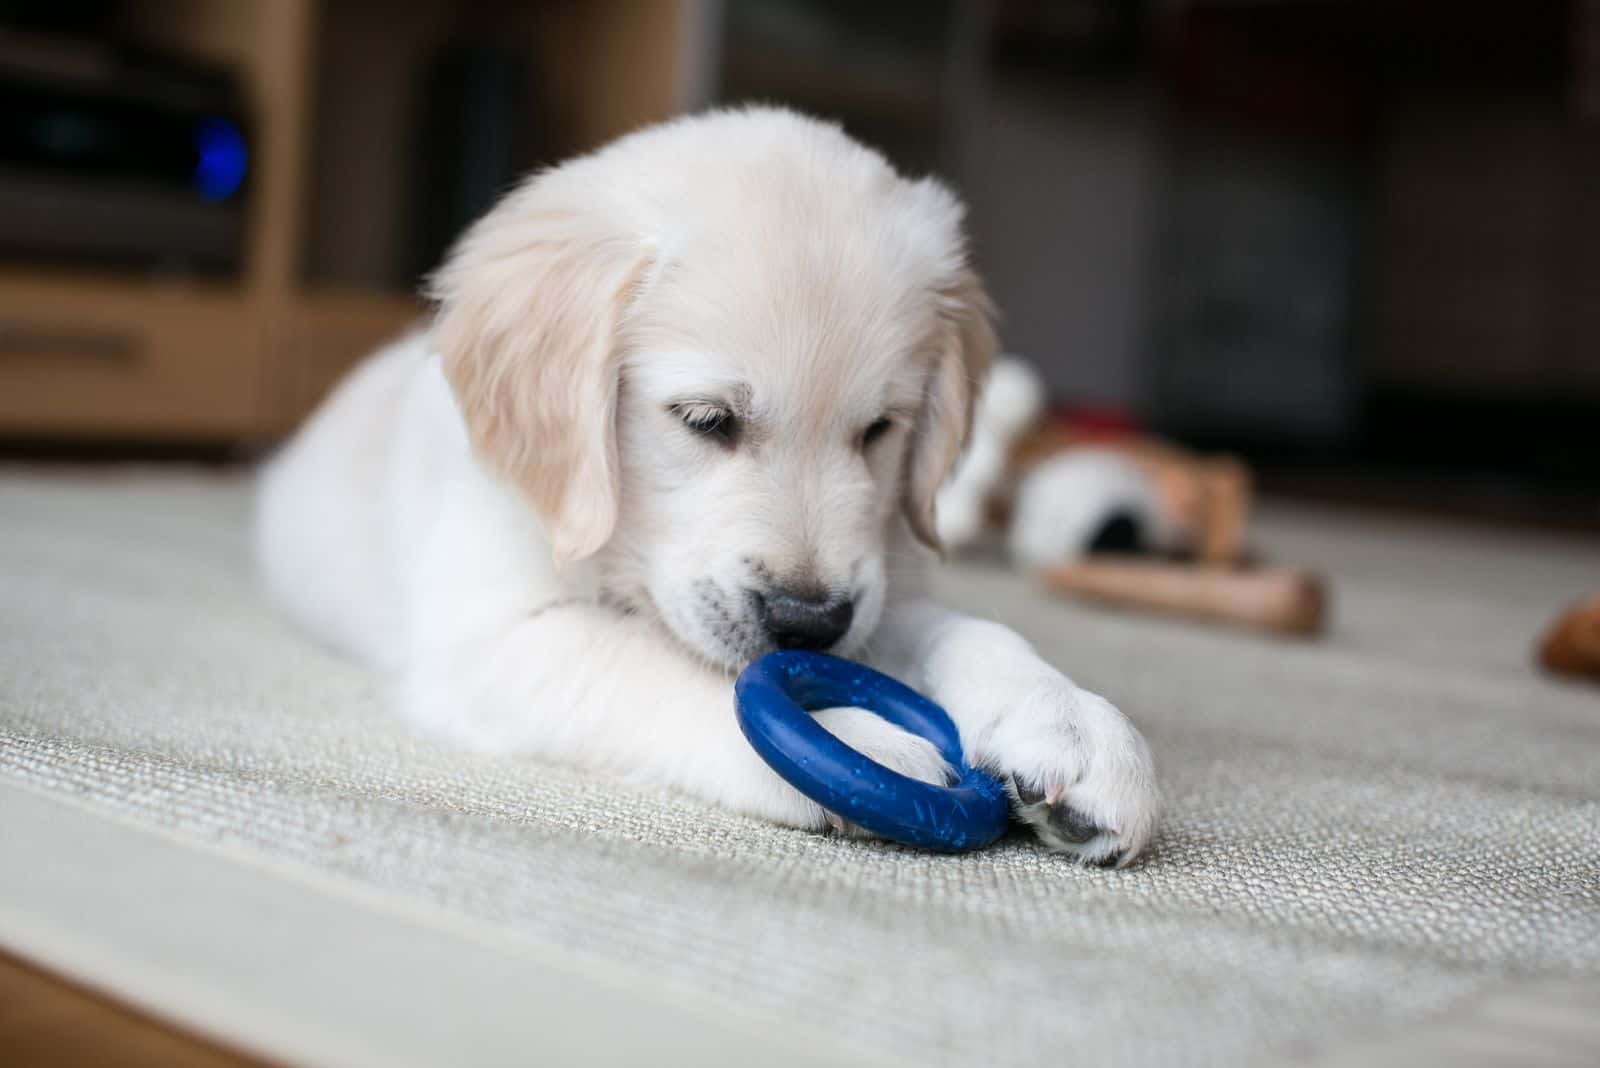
[734,650,1011,852]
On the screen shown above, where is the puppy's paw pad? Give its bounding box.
[1009,775,1124,861]
[1011,778,1099,841]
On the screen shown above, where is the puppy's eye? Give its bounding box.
[861,416,894,449]
[672,402,738,446]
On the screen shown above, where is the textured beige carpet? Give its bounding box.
[1,471,1597,1067]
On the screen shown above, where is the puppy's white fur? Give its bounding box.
[256,108,1158,864]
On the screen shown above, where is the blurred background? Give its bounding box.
[1,0,1595,530]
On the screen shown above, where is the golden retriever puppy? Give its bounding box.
[256,107,1158,864]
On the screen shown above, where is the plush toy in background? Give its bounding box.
[939,355,1326,636]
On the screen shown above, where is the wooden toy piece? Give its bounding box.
[1192,456,1251,565]
[1043,559,1327,636]
[1538,594,1600,680]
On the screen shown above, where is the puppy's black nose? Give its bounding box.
[756,589,854,651]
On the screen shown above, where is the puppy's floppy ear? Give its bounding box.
[429,183,650,566]
[902,267,998,550]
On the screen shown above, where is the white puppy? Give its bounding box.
[256,108,1158,865]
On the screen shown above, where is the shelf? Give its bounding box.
[0,273,259,437]
[0,266,247,304]
[0,268,421,438]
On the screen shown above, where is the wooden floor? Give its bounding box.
[0,951,265,1068]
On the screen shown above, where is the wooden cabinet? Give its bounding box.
[0,273,259,436]
[0,0,691,442]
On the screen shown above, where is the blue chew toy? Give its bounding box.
[733,650,1011,852]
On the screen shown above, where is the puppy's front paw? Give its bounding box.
[978,681,1160,866]
[813,706,953,837]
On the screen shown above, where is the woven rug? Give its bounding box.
[2,471,1597,1067]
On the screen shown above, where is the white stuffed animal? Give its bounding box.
[937,355,1174,566]
[1008,448,1176,569]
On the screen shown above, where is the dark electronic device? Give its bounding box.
[0,27,252,274]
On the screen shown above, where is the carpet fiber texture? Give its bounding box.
[2,471,1598,1066]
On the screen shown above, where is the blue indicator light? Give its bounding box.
[192,116,247,202]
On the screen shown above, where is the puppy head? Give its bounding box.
[432,108,994,670]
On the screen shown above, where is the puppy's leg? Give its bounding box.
[869,597,1160,865]
[399,603,949,832]
[808,706,955,836]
